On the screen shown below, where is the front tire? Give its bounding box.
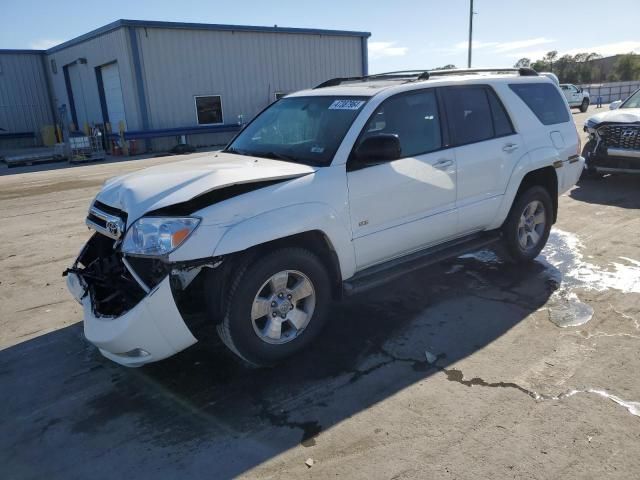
[503,186,553,263]
[214,247,331,367]
[580,98,590,112]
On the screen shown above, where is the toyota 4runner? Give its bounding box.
[65,68,584,367]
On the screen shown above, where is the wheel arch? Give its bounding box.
[489,155,560,230]
[514,166,559,223]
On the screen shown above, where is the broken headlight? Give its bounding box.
[122,217,200,257]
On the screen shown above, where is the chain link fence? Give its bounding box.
[577,81,640,104]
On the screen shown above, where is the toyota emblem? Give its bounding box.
[106,221,120,237]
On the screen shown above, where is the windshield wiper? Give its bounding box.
[224,147,252,156]
[254,151,301,163]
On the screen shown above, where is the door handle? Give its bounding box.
[503,143,519,152]
[433,159,454,169]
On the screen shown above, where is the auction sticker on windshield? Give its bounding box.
[329,100,366,110]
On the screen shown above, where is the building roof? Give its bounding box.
[0,49,46,55]
[43,19,370,54]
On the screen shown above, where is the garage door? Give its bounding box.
[67,63,89,130]
[101,63,126,131]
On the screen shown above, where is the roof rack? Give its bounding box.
[314,67,538,89]
[314,70,431,89]
[428,67,538,77]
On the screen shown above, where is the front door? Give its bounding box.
[347,89,457,270]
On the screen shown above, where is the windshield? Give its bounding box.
[621,89,640,109]
[226,96,368,166]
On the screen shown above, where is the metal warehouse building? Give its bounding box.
[0,19,370,152]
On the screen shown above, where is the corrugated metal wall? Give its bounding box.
[3,23,365,152]
[0,52,53,145]
[135,28,364,131]
[45,28,141,131]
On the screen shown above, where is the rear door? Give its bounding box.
[347,89,458,269]
[441,85,521,234]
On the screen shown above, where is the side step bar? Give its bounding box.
[342,231,502,296]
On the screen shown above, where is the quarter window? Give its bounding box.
[509,83,569,125]
[358,89,442,158]
[195,95,223,125]
[487,89,515,137]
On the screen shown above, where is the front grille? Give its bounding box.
[86,200,128,239]
[70,233,147,317]
[598,124,640,150]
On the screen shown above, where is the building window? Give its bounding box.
[194,95,223,125]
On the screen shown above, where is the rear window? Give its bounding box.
[509,83,569,125]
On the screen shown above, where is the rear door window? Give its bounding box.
[442,86,494,146]
[509,83,569,125]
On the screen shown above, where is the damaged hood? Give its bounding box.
[587,108,640,126]
[96,152,316,223]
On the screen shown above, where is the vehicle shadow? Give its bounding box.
[0,252,558,479]
[570,174,640,209]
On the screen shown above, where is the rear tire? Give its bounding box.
[502,186,553,263]
[213,247,331,367]
[580,98,589,112]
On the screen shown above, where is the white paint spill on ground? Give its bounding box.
[547,291,594,328]
[542,230,640,294]
[454,229,639,328]
[538,229,640,328]
[561,389,640,417]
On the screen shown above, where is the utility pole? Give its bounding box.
[467,0,474,68]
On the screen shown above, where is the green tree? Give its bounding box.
[610,53,640,81]
[433,64,457,70]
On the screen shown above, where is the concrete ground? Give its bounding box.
[1,106,639,479]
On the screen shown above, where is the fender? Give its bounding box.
[213,202,357,280]
[486,146,560,230]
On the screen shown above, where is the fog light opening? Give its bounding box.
[117,348,151,358]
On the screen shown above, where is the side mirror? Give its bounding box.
[609,100,622,110]
[577,87,583,93]
[353,134,401,166]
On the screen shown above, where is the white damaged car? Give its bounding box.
[65,68,583,367]
[583,88,640,176]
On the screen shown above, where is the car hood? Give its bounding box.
[96,152,316,223]
[587,108,640,126]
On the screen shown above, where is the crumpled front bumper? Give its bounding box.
[587,151,640,173]
[67,269,197,368]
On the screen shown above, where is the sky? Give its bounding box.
[2,0,640,73]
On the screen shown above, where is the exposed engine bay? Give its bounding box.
[63,233,170,317]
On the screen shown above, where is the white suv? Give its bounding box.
[65,68,584,367]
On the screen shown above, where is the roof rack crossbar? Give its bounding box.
[314,70,431,89]
[428,67,538,77]
[314,67,538,89]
